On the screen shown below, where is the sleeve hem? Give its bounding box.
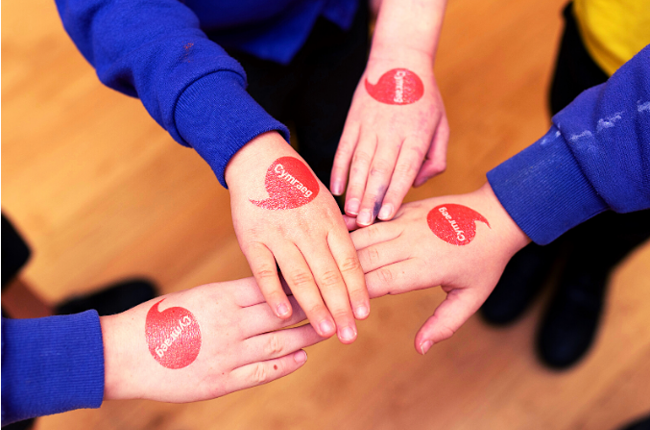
[487,126,608,245]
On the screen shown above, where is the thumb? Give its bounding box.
[414,287,482,354]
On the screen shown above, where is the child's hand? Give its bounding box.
[225,132,369,344]
[331,57,449,227]
[101,277,325,402]
[351,183,530,354]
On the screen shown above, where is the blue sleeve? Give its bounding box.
[1,311,105,425]
[54,0,289,187]
[487,44,650,245]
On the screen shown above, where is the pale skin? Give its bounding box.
[331,0,449,227]
[351,183,531,354]
[102,277,324,402]
[225,132,369,344]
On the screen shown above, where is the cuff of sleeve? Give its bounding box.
[486,126,608,245]
[1,311,105,424]
[174,71,290,187]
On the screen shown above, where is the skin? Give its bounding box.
[225,132,370,344]
[331,0,449,227]
[102,277,324,402]
[351,183,531,354]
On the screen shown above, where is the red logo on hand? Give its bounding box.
[145,299,201,369]
[250,156,319,210]
[427,204,490,246]
[365,68,424,105]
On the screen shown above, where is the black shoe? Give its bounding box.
[536,262,607,369]
[620,415,650,430]
[480,242,559,325]
[3,419,35,430]
[55,279,157,316]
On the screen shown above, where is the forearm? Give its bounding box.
[56,0,289,187]
[488,44,650,245]
[370,0,447,62]
[1,312,105,425]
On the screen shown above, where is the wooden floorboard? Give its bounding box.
[3,0,649,429]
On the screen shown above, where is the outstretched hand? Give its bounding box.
[331,58,449,227]
[226,132,369,345]
[102,277,325,402]
[351,183,530,354]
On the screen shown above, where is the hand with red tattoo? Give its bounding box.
[101,277,324,402]
[225,132,370,345]
[350,183,530,354]
[330,0,450,228]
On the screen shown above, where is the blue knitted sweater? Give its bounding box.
[488,44,650,244]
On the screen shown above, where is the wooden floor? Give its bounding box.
[3,0,650,429]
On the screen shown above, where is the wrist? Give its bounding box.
[102,312,141,401]
[476,182,531,254]
[224,131,295,188]
[370,0,446,64]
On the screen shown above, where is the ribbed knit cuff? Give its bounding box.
[487,126,608,245]
[1,311,105,425]
[174,71,290,187]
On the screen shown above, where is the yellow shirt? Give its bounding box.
[573,0,650,76]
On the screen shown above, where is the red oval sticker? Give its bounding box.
[250,156,319,210]
[365,68,424,105]
[145,299,201,369]
[427,204,490,246]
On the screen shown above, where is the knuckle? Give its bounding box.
[393,162,418,180]
[264,334,285,357]
[352,151,372,166]
[339,256,361,273]
[250,363,271,385]
[377,267,395,286]
[289,271,314,288]
[331,309,351,322]
[255,266,277,281]
[408,145,426,161]
[368,247,381,265]
[308,303,327,317]
[369,161,392,177]
[431,315,456,341]
[319,269,343,288]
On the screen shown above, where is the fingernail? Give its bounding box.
[346,198,360,215]
[357,209,373,226]
[277,303,290,317]
[319,320,335,336]
[294,350,308,364]
[339,326,357,342]
[355,305,369,319]
[420,340,434,355]
[378,204,393,220]
[331,181,343,196]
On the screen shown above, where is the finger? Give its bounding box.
[328,228,370,320]
[414,288,482,355]
[344,129,377,217]
[364,259,438,299]
[244,242,292,319]
[240,296,308,338]
[227,349,309,393]
[331,121,361,196]
[301,239,358,344]
[356,136,401,227]
[242,324,324,364]
[276,244,336,338]
[343,214,359,231]
[376,136,426,221]
[414,114,449,187]
[357,240,410,274]
[350,222,402,250]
